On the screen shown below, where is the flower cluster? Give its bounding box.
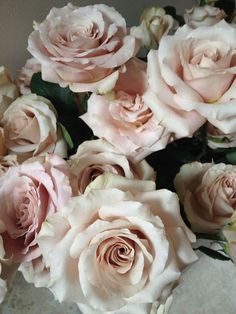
[0,1,236,313]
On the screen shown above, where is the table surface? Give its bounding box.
[1,253,236,314]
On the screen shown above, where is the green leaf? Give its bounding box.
[57,122,74,150]
[195,246,230,261]
[164,6,177,16]
[196,233,225,242]
[81,92,91,114]
[164,6,185,26]
[30,72,79,116]
[226,150,236,164]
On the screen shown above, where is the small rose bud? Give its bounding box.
[130,7,173,49]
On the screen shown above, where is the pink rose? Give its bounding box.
[144,21,236,138]
[28,3,139,93]
[69,138,156,194]
[174,162,236,233]
[37,187,196,312]
[15,58,41,95]
[2,94,67,162]
[184,5,226,29]
[0,154,72,262]
[81,58,172,161]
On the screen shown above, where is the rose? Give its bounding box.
[207,123,236,149]
[184,5,226,28]
[15,58,41,95]
[144,21,236,139]
[28,3,140,94]
[81,58,172,161]
[69,138,156,194]
[37,186,197,312]
[131,7,173,49]
[0,66,18,120]
[1,94,67,162]
[0,155,18,177]
[0,154,73,263]
[222,222,236,264]
[174,162,236,233]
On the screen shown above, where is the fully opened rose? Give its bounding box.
[144,21,236,138]
[0,154,72,263]
[28,3,140,93]
[37,188,197,312]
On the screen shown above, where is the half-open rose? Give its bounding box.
[28,3,140,93]
[81,58,172,161]
[2,94,67,161]
[37,188,197,312]
[174,162,236,233]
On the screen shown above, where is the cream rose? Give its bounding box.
[0,154,73,262]
[1,94,67,161]
[131,7,173,49]
[69,138,156,194]
[0,66,18,120]
[144,21,236,139]
[174,162,236,233]
[184,5,226,28]
[81,58,172,161]
[37,187,197,312]
[28,3,139,94]
[15,58,41,95]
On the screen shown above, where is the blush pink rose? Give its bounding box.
[28,3,140,94]
[69,138,156,194]
[81,58,172,161]
[15,58,41,95]
[2,94,67,162]
[0,154,72,263]
[174,162,236,233]
[144,21,236,139]
[37,187,197,312]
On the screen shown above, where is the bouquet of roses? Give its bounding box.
[0,0,236,313]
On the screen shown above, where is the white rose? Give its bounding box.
[184,5,226,28]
